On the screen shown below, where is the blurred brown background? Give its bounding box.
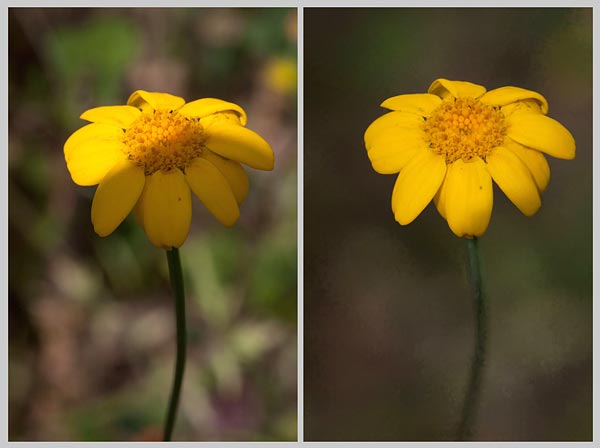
[9,8,297,441]
[304,8,592,441]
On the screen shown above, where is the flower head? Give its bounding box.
[65,90,274,248]
[364,78,575,237]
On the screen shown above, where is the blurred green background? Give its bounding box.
[304,8,591,441]
[9,8,297,441]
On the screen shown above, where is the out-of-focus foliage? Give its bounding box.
[9,8,297,441]
[304,8,591,441]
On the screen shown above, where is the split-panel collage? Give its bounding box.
[4,4,594,446]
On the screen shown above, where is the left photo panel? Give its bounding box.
[8,7,297,442]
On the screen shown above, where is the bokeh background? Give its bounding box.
[305,8,591,441]
[9,8,297,441]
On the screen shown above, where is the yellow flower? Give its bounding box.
[264,57,297,95]
[65,90,274,248]
[364,78,575,238]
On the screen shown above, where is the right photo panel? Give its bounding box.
[304,7,592,441]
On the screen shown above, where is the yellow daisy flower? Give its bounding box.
[65,90,274,248]
[364,78,575,237]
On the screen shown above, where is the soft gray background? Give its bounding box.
[304,8,592,441]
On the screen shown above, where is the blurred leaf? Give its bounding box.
[93,220,154,297]
[66,365,168,441]
[207,230,245,285]
[184,236,236,328]
[47,14,140,126]
[248,236,296,322]
[231,321,285,363]
[48,15,139,91]
[244,10,291,55]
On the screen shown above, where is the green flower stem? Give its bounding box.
[457,237,487,441]
[163,247,187,441]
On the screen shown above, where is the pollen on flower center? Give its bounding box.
[123,109,205,175]
[423,97,506,163]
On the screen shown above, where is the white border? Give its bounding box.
[297,6,304,444]
[3,0,599,6]
[2,1,598,447]
[1,2,8,447]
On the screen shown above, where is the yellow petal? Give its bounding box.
[486,147,541,216]
[185,158,240,227]
[80,105,141,129]
[506,111,575,160]
[91,159,145,237]
[442,158,493,238]
[200,112,245,130]
[391,150,446,225]
[205,123,274,171]
[480,86,548,114]
[127,90,186,113]
[504,137,550,193]
[500,100,545,117]
[380,93,442,116]
[141,169,192,248]
[178,98,247,126]
[203,150,249,204]
[65,140,127,186]
[367,129,428,174]
[64,123,124,161]
[428,78,486,100]
[364,111,424,150]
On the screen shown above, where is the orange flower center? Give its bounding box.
[423,97,506,164]
[123,110,205,175]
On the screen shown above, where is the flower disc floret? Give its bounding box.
[123,110,205,175]
[424,97,506,164]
